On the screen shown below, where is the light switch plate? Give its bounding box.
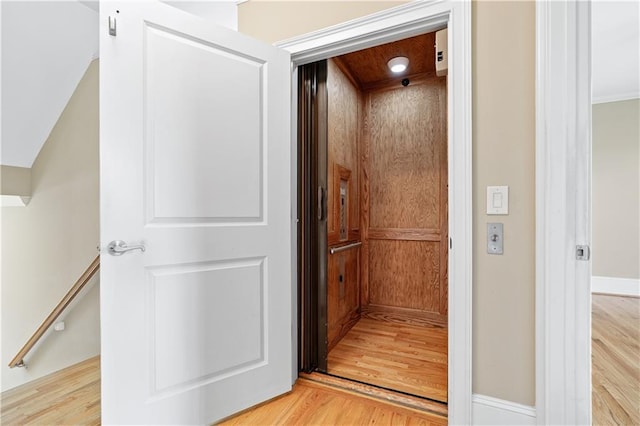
[487,223,504,255]
[487,186,509,215]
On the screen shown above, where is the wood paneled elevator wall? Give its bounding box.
[362,76,448,323]
[326,59,362,351]
[326,35,448,351]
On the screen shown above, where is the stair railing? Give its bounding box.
[8,255,100,368]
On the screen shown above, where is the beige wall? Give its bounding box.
[472,0,535,405]
[1,60,100,392]
[239,1,406,44]
[0,166,31,196]
[239,0,536,405]
[592,99,640,279]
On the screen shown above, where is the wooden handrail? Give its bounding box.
[8,255,100,368]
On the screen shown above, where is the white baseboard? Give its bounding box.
[592,276,640,297]
[472,394,536,425]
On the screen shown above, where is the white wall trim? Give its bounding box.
[592,91,640,105]
[278,1,473,424]
[277,1,450,66]
[473,394,536,425]
[592,276,640,297]
[0,195,30,207]
[536,1,592,425]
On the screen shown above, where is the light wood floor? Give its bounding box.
[592,294,640,426]
[220,378,447,425]
[327,315,448,402]
[2,296,637,425]
[1,356,100,425]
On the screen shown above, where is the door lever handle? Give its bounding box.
[107,240,146,256]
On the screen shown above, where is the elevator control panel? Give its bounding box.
[339,180,348,241]
[487,223,504,255]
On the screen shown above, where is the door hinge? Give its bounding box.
[576,245,590,261]
[109,16,117,36]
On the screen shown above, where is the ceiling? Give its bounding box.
[1,1,99,168]
[338,3,639,101]
[336,32,437,89]
[1,2,637,168]
[0,1,239,168]
[592,1,640,103]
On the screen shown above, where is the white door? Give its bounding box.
[99,2,292,424]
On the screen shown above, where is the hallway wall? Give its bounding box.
[592,99,640,280]
[471,1,535,405]
[1,60,100,392]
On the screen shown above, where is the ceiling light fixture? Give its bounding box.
[387,56,409,73]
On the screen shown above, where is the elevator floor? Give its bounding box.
[327,313,448,402]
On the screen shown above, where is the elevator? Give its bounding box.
[298,30,449,404]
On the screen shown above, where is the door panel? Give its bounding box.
[100,2,291,423]
[369,240,439,311]
[145,24,264,222]
[149,258,265,395]
[327,247,360,351]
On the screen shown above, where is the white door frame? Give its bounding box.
[535,1,592,424]
[277,1,473,423]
